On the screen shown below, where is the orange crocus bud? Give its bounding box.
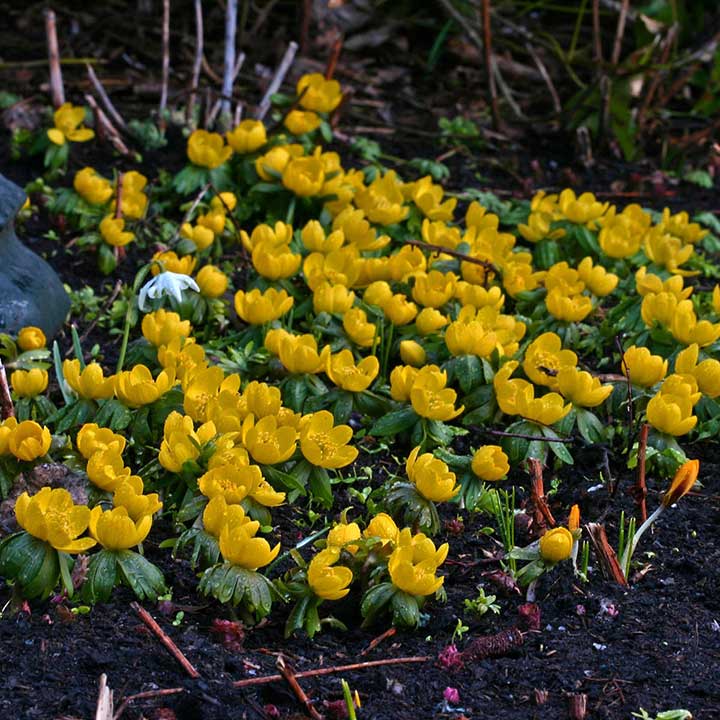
[568,504,580,532]
[662,459,699,508]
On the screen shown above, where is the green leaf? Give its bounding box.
[117,550,166,602]
[455,355,483,394]
[369,407,418,436]
[308,466,333,508]
[391,591,421,627]
[285,594,312,638]
[540,425,574,464]
[94,398,133,430]
[361,582,396,625]
[576,408,605,444]
[98,243,117,276]
[83,550,118,603]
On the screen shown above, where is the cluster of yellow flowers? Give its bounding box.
[0,418,52,461]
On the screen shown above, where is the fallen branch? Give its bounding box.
[277,655,322,720]
[44,9,65,108]
[528,458,556,530]
[486,428,573,444]
[131,601,200,678]
[635,423,649,522]
[256,41,299,121]
[360,627,396,656]
[405,239,497,273]
[585,523,627,586]
[232,656,430,688]
[84,94,129,156]
[112,687,184,720]
[86,65,127,130]
[221,0,238,123]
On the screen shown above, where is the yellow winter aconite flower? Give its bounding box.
[539,527,573,563]
[255,143,304,181]
[243,415,297,465]
[364,512,400,546]
[187,129,232,168]
[407,176,456,221]
[76,424,126,459]
[646,392,697,436]
[301,220,344,253]
[115,170,148,219]
[226,119,267,153]
[114,365,176,408]
[202,496,257,538]
[643,226,695,275]
[388,528,448,596]
[8,420,52,461]
[113,476,162,521]
[384,294,418,326]
[157,337,207,387]
[151,252,198,278]
[15,488,95,553]
[326,350,379,392]
[241,221,293,252]
[10,369,48,398]
[196,265,228,298]
[89,506,152,551]
[252,241,302,281]
[622,346,668,387]
[354,170,408,226]
[327,522,361,553]
[158,412,216,472]
[17,326,46,351]
[669,301,720,347]
[99,216,134,247]
[406,446,459,503]
[278,334,330,375]
[343,308,377,348]
[199,463,263,504]
[674,344,720,398]
[471,445,509,481]
[523,332,577,390]
[74,167,112,205]
[659,209,708,245]
[399,340,426,367]
[304,246,361,290]
[308,547,353,600]
[390,365,419,402]
[546,289,593,323]
[219,522,280,570]
[234,287,294,324]
[63,360,115,400]
[300,410,358,469]
[313,282,355,315]
[86,448,132,492]
[412,271,456,308]
[557,189,607,226]
[282,156,325,197]
[556,367,613,408]
[298,73,343,113]
[184,367,240,423]
[662,458,699,507]
[576,257,618,297]
[47,102,94,145]
[142,309,192,347]
[284,109,322,135]
[416,307,449,336]
[410,372,464,422]
[445,315,496,358]
[180,222,215,251]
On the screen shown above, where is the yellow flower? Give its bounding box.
[282,156,325,197]
[211,192,237,212]
[234,287,294,324]
[9,420,52,461]
[354,170,408,226]
[197,209,226,235]
[187,129,232,168]
[141,309,192,347]
[241,221,293,253]
[471,445,509,481]
[17,326,46,351]
[180,222,215,251]
[384,294,418,326]
[89,506,152,551]
[646,392,697,436]
[298,73,343,113]
[412,271,456,308]
[408,176,457,221]
[299,410,358,469]
[410,376,464,422]
[199,463,263,504]
[406,446,459,502]
[577,257,618,297]
[363,512,400,546]
[86,448,131,492]
[157,337,207,387]
[415,307,448,336]
[445,317,497,358]
[151,250,198,276]
[556,367,613,408]
[304,246,361,290]
[47,102,94,145]
[643,226,694,274]
[0,417,17,456]
[327,522,361,553]
[662,459,699,507]
[557,189,607,226]
[363,281,393,308]
[669,301,720,347]
[390,365,419,402]
[99,216,134,247]
[621,347,667,387]
[116,171,148,219]
[242,381,283,419]
[640,291,678,329]
[196,265,228,298]
[326,350,379,392]
[523,332,577,390]
[343,308,377,348]
[158,411,216,472]
[313,282,355,314]
[76,423,126,459]
[184,367,240,423]
[63,360,114,400]
[10,369,48,398]
[659,209,708,245]
[73,167,112,205]
[302,220,345,253]
[219,522,280,570]
[114,365,176,408]
[255,144,304,181]
[284,109,322,135]
[15,488,95,553]
[399,340,426,367]
[226,119,267,153]
[546,290,592,323]
[674,344,720,398]
[568,504,580,532]
[252,241,302,281]
[243,415,297,465]
[252,479,286,507]
[308,547,353,600]
[539,527,573,563]
[278,334,330,375]
[203,495,257,538]
[113,476,162,520]
[388,529,448,596]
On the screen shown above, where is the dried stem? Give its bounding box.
[86,64,127,130]
[525,43,561,114]
[256,41,299,121]
[221,0,238,123]
[610,0,630,66]
[95,673,113,720]
[486,428,573,444]
[131,602,200,678]
[301,0,312,54]
[159,0,170,132]
[360,627,396,656]
[187,0,204,126]
[568,693,588,720]
[585,523,627,586]
[112,688,184,720]
[0,358,15,420]
[635,423,649,523]
[232,656,430,688]
[529,458,556,530]
[115,172,124,220]
[482,0,502,130]
[84,94,129,155]
[325,35,343,80]
[277,655,323,720]
[44,9,65,108]
[405,239,497,273]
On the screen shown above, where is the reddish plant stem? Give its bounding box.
[585,523,627,586]
[233,656,430,688]
[131,602,200,679]
[113,688,184,720]
[325,36,343,80]
[360,626,396,656]
[635,423,649,523]
[529,458,556,530]
[277,655,323,720]
[405,239,497,273]
[0,359,14,420]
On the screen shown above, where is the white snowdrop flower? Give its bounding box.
[138,271,199,312]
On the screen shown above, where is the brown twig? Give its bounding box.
[360,627,396,656]
[301,0,312,54]
[0,359,15,420]
[610,0,630,66]
[325,36,344,80]
[635,423,649,523]
[112,688,184,720]
[486,428,573,444]
[187,0,204,126]
[585,523,627,586]
[233,656,430,688]
[405,239,497,273]
[86,65,127,130]
[277,655,323,720]
[159,0,170,132]
[529,458,556,530]
[115,172,124,220]
[256,41,299,121]
[131,602,200,679]
[44,9,65,108]
[482,0,502,130]
[637,24,679,131]
[84,94,130,155]
[525,43,561,115]
[615,335,634,460]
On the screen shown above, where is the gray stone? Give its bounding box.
[0,173,70,337]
